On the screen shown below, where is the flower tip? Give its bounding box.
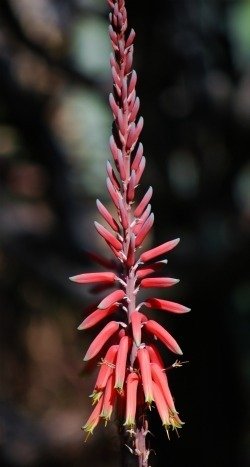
[69,276,76,282]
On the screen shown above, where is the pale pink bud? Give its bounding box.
[110,52,119,73]
[144,298,191,314]
[109,135,119,161]
[133,204,151,235]
[124,48,133,74]
[126,122,136,148]
[137,347,154,404]
[127,170,136,202]
[96,199,119,232]
[134,186,153,217]
[128,70,137,96]
[126,233,135,268]
[98,289,126,309]
[69,271,116,284]
[124,372,139,427]
[118,198,129,230]
[140,238,180,263]
[117,150,126,180]
[83,321,120,361]
[117,108,126,135]
[115,335,130,391]
[106,161,120,190]
[109,93,119,117]
[135,156,146,185]
[108,25,117,44]
[131,142,143,171]
[121,77,128,103]
[94,221,122,251]
[135,213,154,247]
[106,177,120,208]
[144,320,183,355]
[77,304,118,330]
[140,277,179,288]
[126,29,136,48]
[129,97,140,123]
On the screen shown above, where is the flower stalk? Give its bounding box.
[71,0,190,464]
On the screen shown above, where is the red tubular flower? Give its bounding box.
[137,347,154,405]
[115,335,130,392]
[70,0,189,461]
[82,394,104,439]
[124,372,139,428]
[101,373,117,423]
[90,345,118,402]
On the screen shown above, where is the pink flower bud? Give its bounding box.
[135,213,154,247]
[131,142,143,171]
[98,289,126,309]
[69,271,116,284]
[144,320,183,355]
[83,321,120,361]
[96,199,119,232]
[78,304,118,330]
[134,186,153,217]
[95,221,122,251]
[118,198,129,230]
[126,29,136,49]
[144,298,191,314]
[140,238,180,263]
[140,277,179,288]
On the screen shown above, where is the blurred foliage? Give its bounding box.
[0,0,249,466]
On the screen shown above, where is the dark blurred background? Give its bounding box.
[0,0,249,466]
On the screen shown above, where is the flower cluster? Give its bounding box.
[70,0,189,448]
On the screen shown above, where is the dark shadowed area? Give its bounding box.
[0,1,249,466]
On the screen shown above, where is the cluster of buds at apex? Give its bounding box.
[70,0,190,460]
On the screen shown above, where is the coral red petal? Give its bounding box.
[137,347,154,404]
